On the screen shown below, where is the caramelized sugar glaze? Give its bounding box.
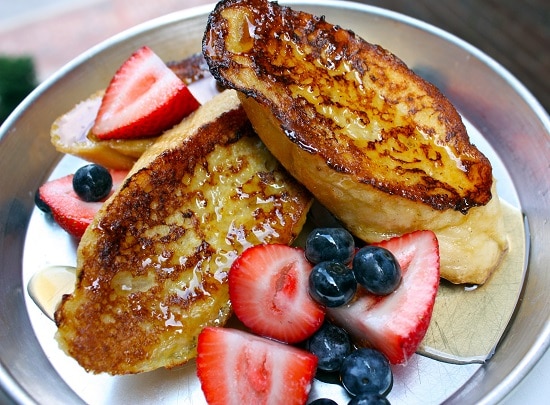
[55,90,311,374]
[204,0,492,212]
[203,0,508,284]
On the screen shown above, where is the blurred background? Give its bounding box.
[0,0,548,123]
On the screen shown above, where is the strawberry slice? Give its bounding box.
[197,327,317,405]
[38,169,128,238]
[229,244,325,344]
[328,230,440,364]
[92,46,200,140]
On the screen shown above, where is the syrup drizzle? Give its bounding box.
[27,265,77,321]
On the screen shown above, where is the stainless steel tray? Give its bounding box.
[1,1,549,404]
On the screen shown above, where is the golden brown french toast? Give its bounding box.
[54,89,312,374]
[50,53,217,170]
[203,0,508,284]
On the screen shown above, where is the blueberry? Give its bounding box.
[305,227,355,264]
[72,164,112,202]
[34,189,51,214]
[347,393,390,405]
[309,399,338,405]
[306,322,352,372]
[340,348,392,397]
[309,261,357,307]
[352,246,401,295]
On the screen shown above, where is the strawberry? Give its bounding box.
[328,230,440,364]
[38,169,128,238]
[197,327,317,405]
[228,244,325,344]
[92,45,200,140]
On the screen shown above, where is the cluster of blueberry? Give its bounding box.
[307,228,402,306]
[304,228,402,404]
[307,323,392,405]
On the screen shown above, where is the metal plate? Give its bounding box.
[1,1,549,404]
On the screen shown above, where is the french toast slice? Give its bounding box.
[203,0,508,284]
[54,89,312,374]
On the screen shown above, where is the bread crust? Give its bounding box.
[203,0,507,284]
[54,90,312,374]
[203,0,493,213]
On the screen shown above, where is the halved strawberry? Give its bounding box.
[38,169,128,238]
[197,327,317,405]
[229,244,325,344]
[328,230,440,364]
[92,46,200,140]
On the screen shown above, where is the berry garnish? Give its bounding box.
[38,169,128,238]
[340,348,393,397]
[228,244,325,343]
[352,245,402,295]
[34,189,51,214]
[305,227,355,264]
[308,261,357,307]
[306,322,352,372]
[72,164,113,202]
[309,399,339,405]
[348,393,391,405]
[92,45,200,140]
[196,327,317,405]
[328,230,440,364]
